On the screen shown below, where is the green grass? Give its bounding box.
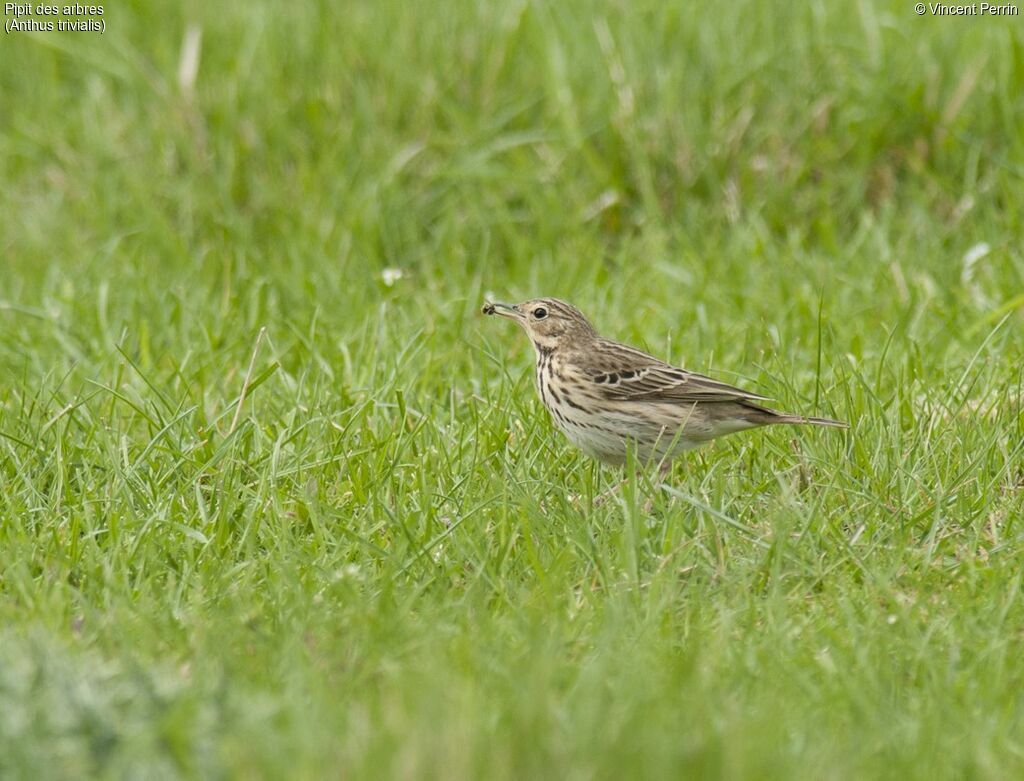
[2,0,1024,777]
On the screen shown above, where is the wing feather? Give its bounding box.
[582,340,770,403]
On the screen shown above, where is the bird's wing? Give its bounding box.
[582,341,770,403]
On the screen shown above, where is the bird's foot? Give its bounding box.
[593,478,626,507]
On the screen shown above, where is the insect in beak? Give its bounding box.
[482,301,523,319]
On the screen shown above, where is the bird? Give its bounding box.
[483,297,847,476]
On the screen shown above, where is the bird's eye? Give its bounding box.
[532,307,548,320]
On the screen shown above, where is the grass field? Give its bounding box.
[2,0,1024,778]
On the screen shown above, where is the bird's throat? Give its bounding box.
[532,342,555,358]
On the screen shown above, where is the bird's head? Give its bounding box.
[483,297,597,351]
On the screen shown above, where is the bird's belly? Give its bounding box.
[548,402,706,466]
[556,418,634,466]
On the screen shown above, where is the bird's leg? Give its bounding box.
[657,459,672,483]
[596,461,673,510]
[642,460,673,514]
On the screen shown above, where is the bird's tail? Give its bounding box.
[778,414,849,429]
[741,402,849,429]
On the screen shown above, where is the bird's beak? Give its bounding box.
[482,301,523,320]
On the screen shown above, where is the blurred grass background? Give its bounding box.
[1,0,1023,778]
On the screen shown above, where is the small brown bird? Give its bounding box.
[484,298,847,473]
